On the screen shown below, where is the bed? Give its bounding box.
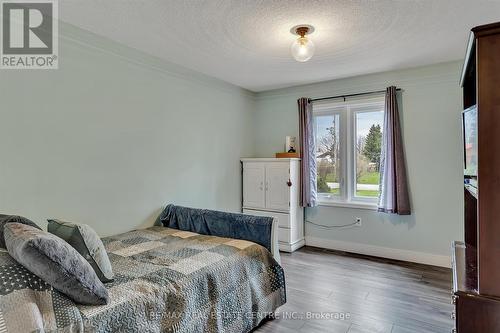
[0,207,286,332]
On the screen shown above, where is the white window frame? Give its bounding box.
[313,96,384,209]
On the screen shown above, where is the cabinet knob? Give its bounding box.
[287,179,292,187]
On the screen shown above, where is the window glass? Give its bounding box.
[315,113,341,198]
[354,110,384,198]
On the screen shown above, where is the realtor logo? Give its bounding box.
[1,0,58,69]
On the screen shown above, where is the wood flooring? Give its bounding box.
[255,246,454,333]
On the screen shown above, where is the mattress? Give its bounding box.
[0,226,286,332]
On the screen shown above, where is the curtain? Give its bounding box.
[298,97,317,207]
[378,87,411,215]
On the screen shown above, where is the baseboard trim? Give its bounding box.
[279,238,305,253]
[305,236,451,268]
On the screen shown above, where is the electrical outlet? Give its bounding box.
[355,217,362,226]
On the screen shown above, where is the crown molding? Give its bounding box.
[58,21,256,100]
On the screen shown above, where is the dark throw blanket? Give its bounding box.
[157,205,274,254]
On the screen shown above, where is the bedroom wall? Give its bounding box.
[0,23,255,236]
[253,61,464,266]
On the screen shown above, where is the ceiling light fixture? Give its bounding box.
[290,25,315,62]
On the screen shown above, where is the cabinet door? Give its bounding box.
[265,163,290,211]
[243,163,266,209]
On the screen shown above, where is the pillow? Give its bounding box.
[0,215,41,248]
[47,219,114,282]
[4,223,109,305]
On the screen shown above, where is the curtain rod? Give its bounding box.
[311,88,402,102]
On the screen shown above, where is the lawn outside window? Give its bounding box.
[313,96,384,207]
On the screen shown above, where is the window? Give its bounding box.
[313,96,384,206]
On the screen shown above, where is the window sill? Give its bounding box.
[317,201,379,211]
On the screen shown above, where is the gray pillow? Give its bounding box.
[0,215,41,248]
[4,222,109,305]
[47,219,114,282]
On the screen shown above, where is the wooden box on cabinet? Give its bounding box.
[241,158,304,252]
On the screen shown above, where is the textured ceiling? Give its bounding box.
[60,1,500,92]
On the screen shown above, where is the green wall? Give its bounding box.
[0,23,256,236]
[254,62,464,263]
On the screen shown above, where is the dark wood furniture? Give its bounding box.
[453,21,500,333]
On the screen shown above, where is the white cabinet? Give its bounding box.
[241,158,304,253]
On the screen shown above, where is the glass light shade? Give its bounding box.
[291,36,315,62]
